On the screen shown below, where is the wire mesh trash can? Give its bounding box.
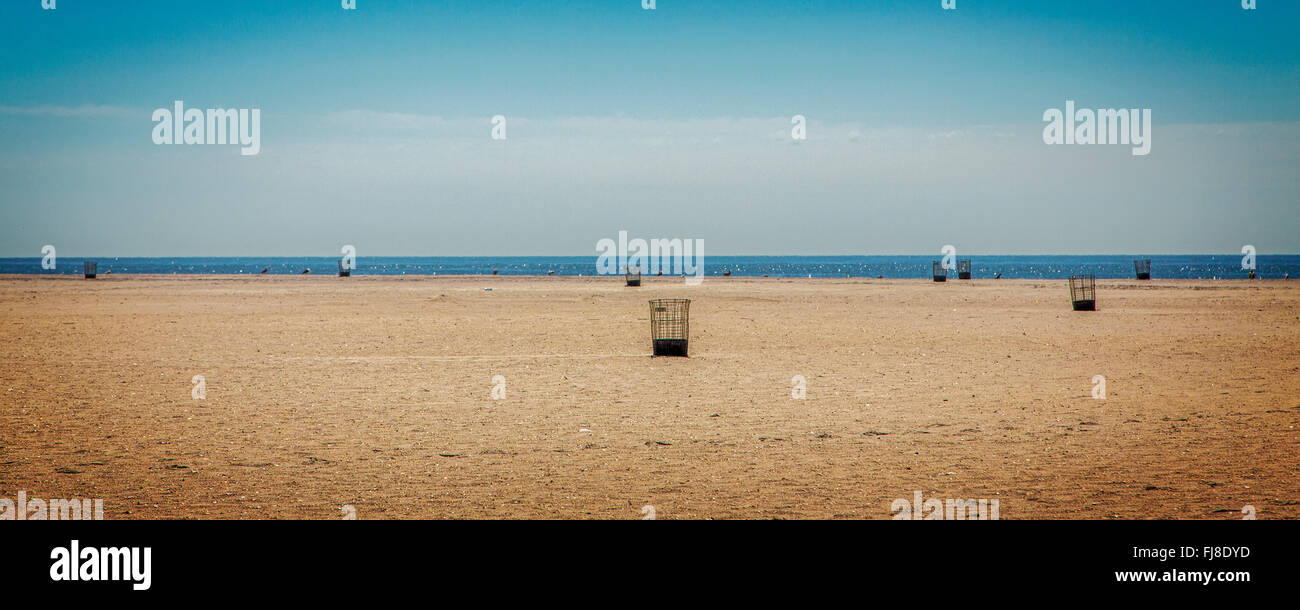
[83,261,97,279]
[1134,259,1151,280]
[650,298,690,357]
[338,259,350,277]
[957,259,972,280]
[932,261,947,282]
[626,264,641,287]
[1069,275,1096,311]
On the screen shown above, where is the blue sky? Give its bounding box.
[1,0,1297,255]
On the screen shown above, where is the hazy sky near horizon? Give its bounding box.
[1,0,1297,256]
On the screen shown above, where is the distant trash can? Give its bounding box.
[1134,259,1151,280]
[83,261,97,279]
[649,298,690,357]
[626,264,641,287]
[932,261,947,282]
[1069,275,1096,311]
[957,259,972,280]
[338,259,350,277]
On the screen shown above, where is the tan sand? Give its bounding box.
[1,275,1297,519]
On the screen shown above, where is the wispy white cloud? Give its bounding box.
[0,104,136,118]
[309,112,991,144]
[2,110,1296,255]
[318,110,450,133]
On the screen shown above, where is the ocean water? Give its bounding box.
[2,255,1297,279]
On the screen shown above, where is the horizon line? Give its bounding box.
[3,253,1296,259]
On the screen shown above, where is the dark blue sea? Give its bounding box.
[2,255,1296,279]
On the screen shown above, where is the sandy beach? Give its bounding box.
[1,274,1296,519]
